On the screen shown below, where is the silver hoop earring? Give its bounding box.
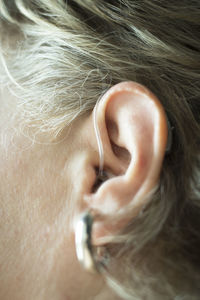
[75,211,109,273]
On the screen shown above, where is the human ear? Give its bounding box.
[82,81,168,243]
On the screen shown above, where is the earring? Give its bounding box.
[75,211,109,273]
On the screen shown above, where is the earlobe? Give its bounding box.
[83,81,168,242]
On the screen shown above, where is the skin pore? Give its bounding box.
[0,85,121,300]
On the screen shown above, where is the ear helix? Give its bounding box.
[165,119,174,154]
[93,92,173,165]
[75,88,174,273]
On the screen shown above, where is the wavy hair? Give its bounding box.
[0,1,200,299]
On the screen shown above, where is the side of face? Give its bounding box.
[0,87,107,300]
[0,81,168,300]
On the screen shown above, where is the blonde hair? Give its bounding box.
[0,1,200,299]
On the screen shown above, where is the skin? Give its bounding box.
[0,81,167,300]
[0,86,117,300]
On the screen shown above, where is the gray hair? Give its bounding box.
[0,1,200,299]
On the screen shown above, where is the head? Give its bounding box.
[0,1,200,300]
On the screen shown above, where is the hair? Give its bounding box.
[0,1,200,299]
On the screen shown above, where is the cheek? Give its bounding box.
[0,173,73,299]
[0,141,74,299]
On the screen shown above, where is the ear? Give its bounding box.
[82,81,168,244]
